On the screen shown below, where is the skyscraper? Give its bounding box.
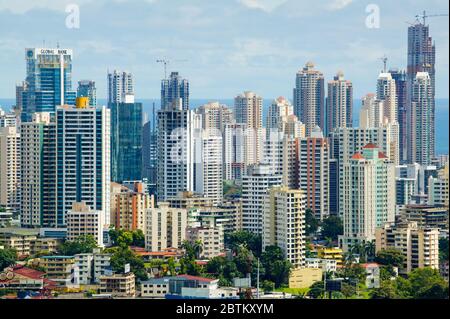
[77,80,97,106]
[20,113,57,228]
[161,72,189,111]
[234,91,264,166]
[410,72,434,165]
[56,98,111,228]
[298,126,330,221]
[326,71,353,135]
[340,144,396,251]
[107,70,134,104]
[0,126,20,220]
[389,69,408,164]
[110,94,143,183]
[293,62,325,136]
[157,73,194,201]
[21,48,76,122]
[142,105,157,195]
[407,22,436,163]
[196,102,234,132]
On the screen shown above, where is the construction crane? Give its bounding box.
[380,55,388,73]
[156,58,188,80]
[415,10,449,25]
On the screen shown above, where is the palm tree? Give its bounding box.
[364,241,376,262]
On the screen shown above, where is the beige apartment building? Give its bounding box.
[186,226,224,259]
[99,273,136,297]
[376,220,439,275]
[145,202,187,252]
[66,202,104,247]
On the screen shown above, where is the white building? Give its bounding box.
[263,186,306,268]
[0,126,20,220]
[193,128,223,205]
[74,250,111,285]
[157,98,195,201]
[428,162,449,207]
[340,144,396,251]
[56,100,110,228]
[66,202,104,247]
[107,70,134,104]
[145,202,187,252]
[196,101,233,132]
[242,164,282,234]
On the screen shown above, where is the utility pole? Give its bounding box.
[256,258,260,299]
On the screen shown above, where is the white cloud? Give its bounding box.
[327,0,354,11]
[238,0,288,12]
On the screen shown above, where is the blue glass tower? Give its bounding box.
[110,95,143,183]
[22,48,76,122]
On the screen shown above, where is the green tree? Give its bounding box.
[58,235,97,255]
[260,246,291,288]
[439,238,449,262]
[370,281,398,299]
[320,216,343,241]
[225,231,262,257]
[375,249,405,267]
[0,248,17,270]
[408,268,447,299]
[305,208,319,236]
[308,281,324,299]
[132,229,145,247]
[106,246,148,281]
[341,282,355,298]
[261,280,275,292]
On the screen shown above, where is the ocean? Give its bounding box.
[1,97,448,155]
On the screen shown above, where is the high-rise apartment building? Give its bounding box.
[21,48,76,122]
[161,72,189,111]
[428,162,449,207]
[193,129,223,205]
[110,94,143,183]
[0,126,20,219]
[329,127,392,218]
[20,113,57,227]
[263,186,306,269]
[196,102,234,132]
[410,72,434,165]
[241,164,282,234]
[326,71,353,134]
[0,108,17,128]
[56,98,110,228]
[157,73,194,201]
[298,127,329,220]
[340,144,396,251]
[293,62,325,136]
[77,80,97,106]
[389,69,408,164]
[107,70,134,104]
[407,22,435,164]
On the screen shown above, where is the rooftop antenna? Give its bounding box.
[380,55,388,73]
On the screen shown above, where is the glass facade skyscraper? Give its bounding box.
[21,48,77,122]
[161,72,189,110]
[77,80,97,106]
[110,96,143,183]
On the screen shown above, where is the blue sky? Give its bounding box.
[0,0,448,99]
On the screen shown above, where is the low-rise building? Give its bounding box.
[401,204,448,231]
[305,258,337,272]
[362,263,380,289]
[289,268,323,289]
[376,220,440,275]
[40,256,76,286]
[99,273,135,297]
[317,247,343,266]
[74,250,112,285]
[140,277,171,298]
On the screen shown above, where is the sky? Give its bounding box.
[0,0,448,100]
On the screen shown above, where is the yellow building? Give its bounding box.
[40,256,76,281]
[289,268,323,289]
[317,247,343,266]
